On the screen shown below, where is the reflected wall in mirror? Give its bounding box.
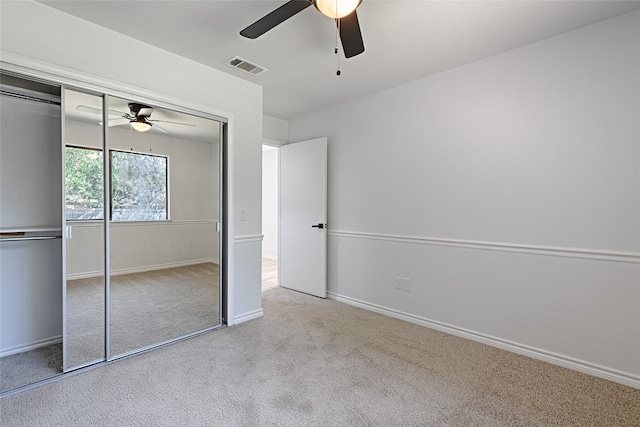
[106,95,221,357]
[63,89,105,370]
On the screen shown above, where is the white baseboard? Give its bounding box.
[233,308,264,325]
[328,291,640,390]
[1,336,62,358]
[67,258,218,280]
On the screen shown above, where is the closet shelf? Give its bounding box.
[0,226,62,234]
[0,226,63,242]
[1,235,62,242]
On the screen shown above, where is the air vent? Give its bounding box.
[224,56,268,76]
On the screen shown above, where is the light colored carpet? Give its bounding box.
[66,262,220,365]
[1,263,219,392]
[1,286,639,426]
[0,345,62,393]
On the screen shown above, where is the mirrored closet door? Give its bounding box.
[1,70,224,395]
[63,88,106,370]
[106,95,221,357]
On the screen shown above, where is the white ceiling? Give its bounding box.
[40,1,640,120]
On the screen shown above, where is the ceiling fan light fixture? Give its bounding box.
[314,0,361,19]
[130,117,152,132]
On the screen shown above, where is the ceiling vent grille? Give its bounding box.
[224,56,268,76]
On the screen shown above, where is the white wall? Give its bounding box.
[289,11,640,387]
[263,114,289,144]
[0,0,264,323]
[262,146,278,260]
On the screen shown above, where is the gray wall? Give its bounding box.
[289,11,640,386]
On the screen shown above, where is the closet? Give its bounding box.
[1,72,225,394]
[0,76,63,391]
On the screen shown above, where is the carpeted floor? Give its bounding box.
[67,262,220,365]
[1,285,639,426]
[1,263,219,392]
[0,344,62,393]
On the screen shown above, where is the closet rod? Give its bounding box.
[0,90,61,106]
[0,236,62,243]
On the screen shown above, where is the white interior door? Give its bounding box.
[279,137,327,298]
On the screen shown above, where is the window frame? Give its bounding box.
[65,145,170,223]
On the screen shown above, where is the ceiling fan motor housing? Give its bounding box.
[128,102,153,117]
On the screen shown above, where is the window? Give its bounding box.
[110,150,167,221]
[65,146,104,220]
[65,146,168,221]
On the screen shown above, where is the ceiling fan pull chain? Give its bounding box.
[334,16,339,54]
[336,17,341,76]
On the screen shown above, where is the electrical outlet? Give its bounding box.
[394,277,402,289]
[401,278,411,292]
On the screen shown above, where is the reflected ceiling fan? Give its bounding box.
[76,103,194,134]
[240,0,365,58]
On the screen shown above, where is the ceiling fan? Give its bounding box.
[76,103,194,134]
[240,0,365,58]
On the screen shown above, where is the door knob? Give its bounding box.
[311,223,326,229]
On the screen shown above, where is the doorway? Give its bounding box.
[261,138,328,297]
[262,144,279,291]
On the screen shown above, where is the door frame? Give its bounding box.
[262,139,282,288]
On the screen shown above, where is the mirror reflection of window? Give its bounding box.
[65,146,103,221]
[110,150,168,222]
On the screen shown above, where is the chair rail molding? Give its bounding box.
[234,234,264,244]
[328,230,640,264]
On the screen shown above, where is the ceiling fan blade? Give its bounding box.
[76,105,127,117]
[151,123,169,134]
[148,119,195,127]
[76,105,101,114]
[107,118,130,127]
[240,0,312,39]
[339,9,365,58]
